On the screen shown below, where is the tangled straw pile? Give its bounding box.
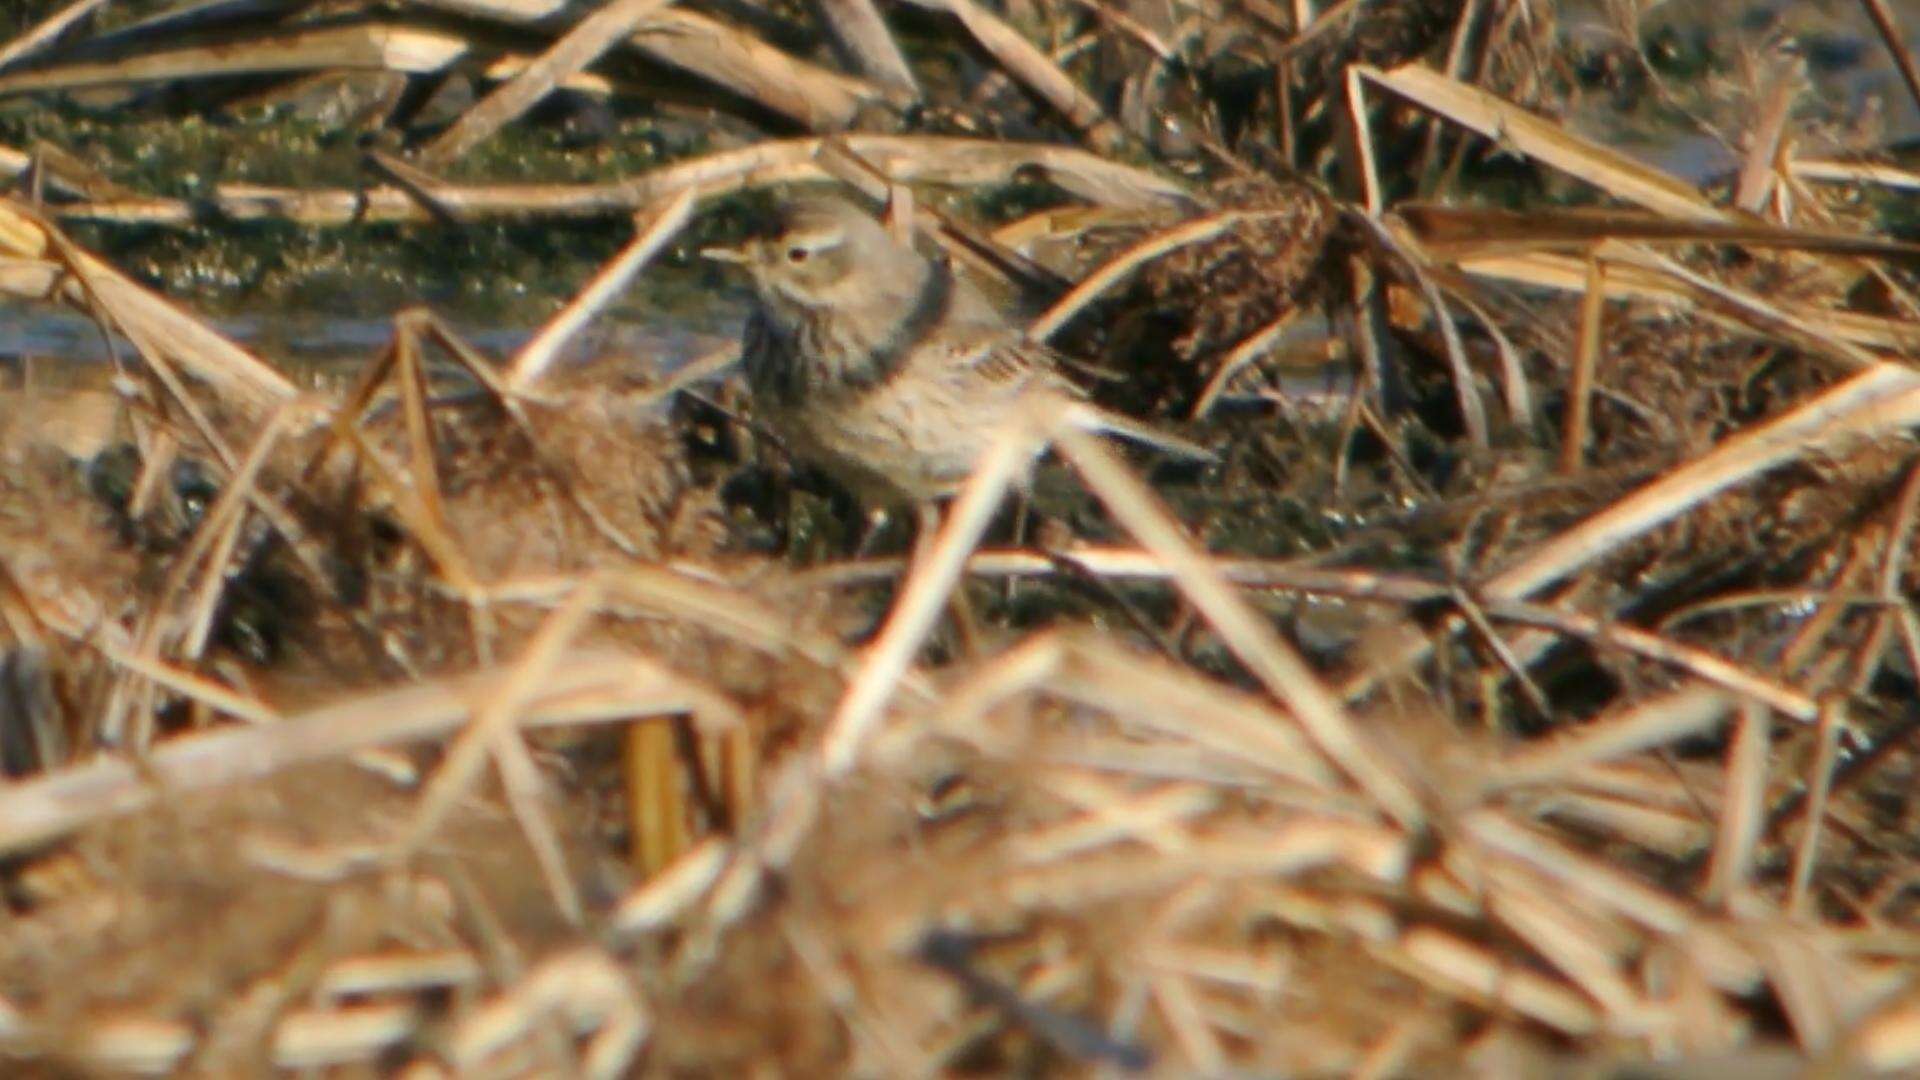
[4,0,1920,1075]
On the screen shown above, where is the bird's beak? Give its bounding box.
[700,242,751,265]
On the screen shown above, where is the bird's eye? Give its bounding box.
[786,246,809,263]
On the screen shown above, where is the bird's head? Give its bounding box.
[703,193,917,315]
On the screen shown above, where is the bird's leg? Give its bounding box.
[1004,492,1031,606]
[882,183,916,246]
[912,501,940,569]
[915,501,982,656]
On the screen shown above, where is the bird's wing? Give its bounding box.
[938,331,1215,463]
[934,326,1086,399]
[1070,403,1217,463]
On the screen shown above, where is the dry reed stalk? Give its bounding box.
[1733,51,1802,216]
[1705,700,1772,904]
[793,545,1448,603]
[1484,598,1818,720]
[314,950,484,998]
[475,51,615,96]
[332,309,601,554]
[983,818,1405,912]
[419,0,678,168]
[0,648,728,856]
[626,719,691,874]
[1749,930,1854,1051]
[609,838,731,934]
[0,141,25,186]
[1560,252,1604,474]
[1531,791,1711,858]
[409,0,573,17]
[1492,367,1920,598]
[1731,566,1870,650]
[1845,460,1920,696]
[935,629,1342,788]
[1342,63,1388,214]
[73,1016,195,1075]
[1395,204,1920,263]
[1344,364,1920,702]
[485,567,851,671]
[398,582,608,922]
[815,0,918,96]
[1856,996,1920,1070]
[176,466,270,662]
[1027,211,1260,342]
[1463,810,1710,943]
[1062,0,1173,59]
[1350,1013,1428,1080]
[594,568,812,663]
[1269,0,1367,63]
[1190,308,1303,418]
[0,0,110,71]
[1452,584,1552,719]
[1351,211,1489,448]
[126,430,183,520]
[57,0,335,51]
[1442,283,1536,425]
[1604,243,1886,371]
[1494,686,1734,791]
[268,1004,422,1070]
[0,561,46,650]
[1785,699,1846,919]
[822,404,1045,773]
[361,150,466,228]
[0,199,296,414]
[2,5,1917,1071]
[1011,778,1217,865]
[1452,247,1920,351]
[1053,421,1424,827]
[1794,158,1920,191]
[812,138,1070,297]
[0,21,475,94]
[88,641,281,726]
[445,947,648,1078]
[81,402,291,710]
[1775,542,1880,680]
[891,0,1119,146]
[394,323,451,535]
[381,310,657,566]
[625,8,881,129]
[1357,62,1727,221]
[507,189,697,392]
[1387,928,1600,1034]
[338,424,481,596]
[598,342,738,409]
[2,2,879,132]
[1479,861,1647,1020]
[55,135,1189,227]
[1861,0,1920,126]
[989,201,1160,248]
[1153,971,1226,1072]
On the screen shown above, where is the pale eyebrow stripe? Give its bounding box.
[781,225,846,250]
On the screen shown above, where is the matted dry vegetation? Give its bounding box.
[5,0,1920,1076]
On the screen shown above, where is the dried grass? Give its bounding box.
[2,0,1920,1075]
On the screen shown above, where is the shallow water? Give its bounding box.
[0,295,740,383]
[1569,0,1920,181]
[6,0,1919,381]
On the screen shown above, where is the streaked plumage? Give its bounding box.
[709,193,1206,506]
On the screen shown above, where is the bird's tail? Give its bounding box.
[1069,403,1218,464]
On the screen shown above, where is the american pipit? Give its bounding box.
[704,193,1210,512]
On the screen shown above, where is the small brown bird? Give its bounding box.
[704,192,1210,510]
